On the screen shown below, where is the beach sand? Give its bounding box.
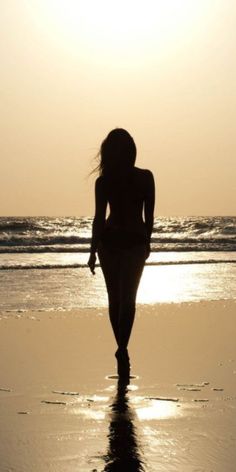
[0,301,236,471]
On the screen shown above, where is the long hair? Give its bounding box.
[96,128,136,178]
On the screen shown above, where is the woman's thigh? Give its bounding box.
[97,243,122,297]
[98,243,146,302]
[120,245,146,303]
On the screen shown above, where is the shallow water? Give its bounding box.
[1,258,235,313]
[1,215,235,312]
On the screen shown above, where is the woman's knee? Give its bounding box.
[108,298,119,310]
[120,299,136,317]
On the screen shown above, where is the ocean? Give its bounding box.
[0,216,235,312]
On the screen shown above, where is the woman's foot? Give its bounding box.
[115,348,130,380]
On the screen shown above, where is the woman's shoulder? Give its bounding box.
[133,167,154,180]
[95,175,105,186]
[95,175,107,195]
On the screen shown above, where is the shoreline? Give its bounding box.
[0,300,236,471]
[0,296,234,315]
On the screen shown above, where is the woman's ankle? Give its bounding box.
[115,347,129,360]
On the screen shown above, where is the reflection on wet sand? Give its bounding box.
[103,380,145,471]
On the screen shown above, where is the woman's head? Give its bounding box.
[98,128,136,177]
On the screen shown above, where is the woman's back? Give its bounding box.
[98,167,154,248]
[101,167,153,230]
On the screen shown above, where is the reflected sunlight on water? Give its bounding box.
[136,263,236,304]
[86,262,236,308]
[134,398,182,421]
[80,261,236,309]
[66,380,189,471]
[77,407,106,421]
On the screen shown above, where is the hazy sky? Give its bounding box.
[1,0,235,216]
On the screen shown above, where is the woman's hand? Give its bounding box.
[88,253,96,275]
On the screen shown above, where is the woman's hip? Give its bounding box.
[98,241,147,272]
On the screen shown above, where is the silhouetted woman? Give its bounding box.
[88,129,155,379]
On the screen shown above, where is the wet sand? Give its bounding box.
[0,301,236,471]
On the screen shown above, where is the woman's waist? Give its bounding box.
[101,223,148,247]
[106,216,146,232]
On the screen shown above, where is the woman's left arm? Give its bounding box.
[144,170,155,259]
[88,177,107,274]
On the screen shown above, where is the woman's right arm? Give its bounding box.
[88,177,107,274]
